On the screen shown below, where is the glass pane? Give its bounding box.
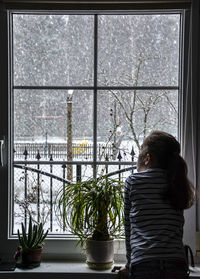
[98,15,180,86]
[13,15,94,86]
[14,90,93,161]
[13,163,94,234]
[97,90,178,160]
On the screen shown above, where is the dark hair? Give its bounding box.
[139,130,196,210]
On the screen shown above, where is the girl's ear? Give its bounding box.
[144,153,151,166]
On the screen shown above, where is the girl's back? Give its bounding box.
[125,168,185,265]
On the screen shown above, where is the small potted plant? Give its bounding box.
[57,175,124,270]
[15,217,48,268]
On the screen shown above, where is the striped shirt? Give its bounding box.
[124,168,186,268]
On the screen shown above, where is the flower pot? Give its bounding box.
[86,239,114,270]
[21,247,43,267]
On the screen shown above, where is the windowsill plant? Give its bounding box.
[57,175,124,270]
[15,217,48,268]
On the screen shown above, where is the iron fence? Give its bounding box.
[13,145,136,234]
[14,142,114,160]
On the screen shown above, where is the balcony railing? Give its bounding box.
[13,144,136,234]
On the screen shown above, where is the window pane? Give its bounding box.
[97,90,178,160]
[14,89,93,161]
[98,15,180,86]
[13,15,94,86]
[13,163,94,234]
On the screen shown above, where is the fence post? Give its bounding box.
[36,150,41,223]
[131,146,135,174]
[48,143,51,159]
[23,147,28,230]
[49,154,53,232]
[62,163,66,231]
[105,154,109,174]
[117,151,122,181]
[76,165,82,183]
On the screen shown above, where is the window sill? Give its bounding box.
[0,261,120,279]
[0,261,200,279]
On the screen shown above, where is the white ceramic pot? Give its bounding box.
[86,239,114,270]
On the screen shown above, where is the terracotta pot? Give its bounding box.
[22,247,43,266]
[86,239,114,270]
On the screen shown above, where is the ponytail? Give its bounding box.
[167,153,196,210]
[141,130,197,211]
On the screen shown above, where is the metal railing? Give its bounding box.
[14,142,114,159]
[13,145,136,234]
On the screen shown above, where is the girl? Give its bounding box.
[121,131,196,279]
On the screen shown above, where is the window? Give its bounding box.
[0,0,199,262]
[11,12,180,236]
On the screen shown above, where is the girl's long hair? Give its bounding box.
[140,130,196,210]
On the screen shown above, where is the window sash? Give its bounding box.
[11,11,182,237]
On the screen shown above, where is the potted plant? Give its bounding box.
[15,217,48,268]
[58,175,124,270]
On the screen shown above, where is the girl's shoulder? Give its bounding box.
[126,168,167,185]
